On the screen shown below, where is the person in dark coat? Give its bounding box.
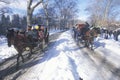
[113,30,119,41]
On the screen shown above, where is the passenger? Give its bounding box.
[38,25,44,40]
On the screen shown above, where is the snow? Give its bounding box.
[0,29,120,80]
[49,29,64,35]
[94,37,120,68]
[0,36,17,63]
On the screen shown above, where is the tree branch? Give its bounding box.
[32,0,43,11]
[27,0,33,9]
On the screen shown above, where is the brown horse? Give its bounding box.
[6,28,44,69]
[83,27,100,50]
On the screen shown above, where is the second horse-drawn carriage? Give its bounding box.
[73,22,100,50]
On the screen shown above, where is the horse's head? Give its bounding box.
[89,27,101,37]
[93,27,101,34]
[6,29,15,47]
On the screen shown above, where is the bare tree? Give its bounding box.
[0,0,12,15]
[41,0,58,29]
[42,0,49,27]
[27,0,43,27]
[54,0,78,29]
[86,0,120,28]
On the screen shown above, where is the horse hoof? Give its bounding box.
[31,52,35,54]
[16,66,19,70]
[22,60,24,63]
[41,49,44,52]
[27,55,31,59]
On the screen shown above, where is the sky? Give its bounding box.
[0,0,42,16]
[1,29,120,80]
[77,0,90,21]
[0,0,90,21]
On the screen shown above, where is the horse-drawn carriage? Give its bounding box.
[74,22,100,50]
[6,25,49,69]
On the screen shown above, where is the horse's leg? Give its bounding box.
[45,33,49,44]
[44,37,47,44]
[90,38,94,50]
[84,40,87,47]
[28,47,32,58]
[90,41,93,50]
[30,47,33,55]
[85,39,88,47]
[16,51,24,69]
[16,53,20,69]
[87,40,89,48]
[20,52,24,63]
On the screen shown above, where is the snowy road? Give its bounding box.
[1,30,120,80]
[16,30,119,80]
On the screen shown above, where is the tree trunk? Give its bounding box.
[42,0,49,30]
[27,0,43,30]
[27,10,32,27]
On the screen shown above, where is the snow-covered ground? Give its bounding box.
[49,29,63,35]
[0,36,17,63]
[0,29,120,80]
[94,36,120,68]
